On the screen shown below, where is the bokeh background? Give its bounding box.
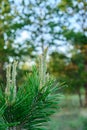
[0,0,87,129]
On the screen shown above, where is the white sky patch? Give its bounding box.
[15,31,30,44]
[21,31,29,40]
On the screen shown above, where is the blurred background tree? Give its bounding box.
[0,0,34,84]
[57,0,87,106]
[48,51,67,81]
[0,0,65,85]
[18,0,66,53]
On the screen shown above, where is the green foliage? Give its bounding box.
[0,51,62,130]
[63,30,87,45]
[0,0,34,83]
[48,51,68,84]
[0,68,61,130]
[57,0,87,101]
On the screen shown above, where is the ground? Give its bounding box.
[47,95,87,130]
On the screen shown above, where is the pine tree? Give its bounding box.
[0,49,63,130]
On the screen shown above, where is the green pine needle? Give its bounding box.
[0,51,64,130]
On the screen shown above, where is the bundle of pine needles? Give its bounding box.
[0,49,63,130]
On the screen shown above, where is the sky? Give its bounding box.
[13,0,85,58]
[14,0,67,54]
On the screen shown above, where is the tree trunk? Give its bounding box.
[84,84,87,107]
[84,63,87,107]
[0,62,6,84]
[77,89,83,107]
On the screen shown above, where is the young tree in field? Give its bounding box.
[58,0,87,106]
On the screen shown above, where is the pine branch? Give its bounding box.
[0,49,63,130]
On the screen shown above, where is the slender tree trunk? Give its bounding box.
[84,84,87,107]
[84,63,87,107]
[0,62,6,84]
[77,89,83,107]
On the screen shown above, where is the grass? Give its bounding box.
[46,95,87,130]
